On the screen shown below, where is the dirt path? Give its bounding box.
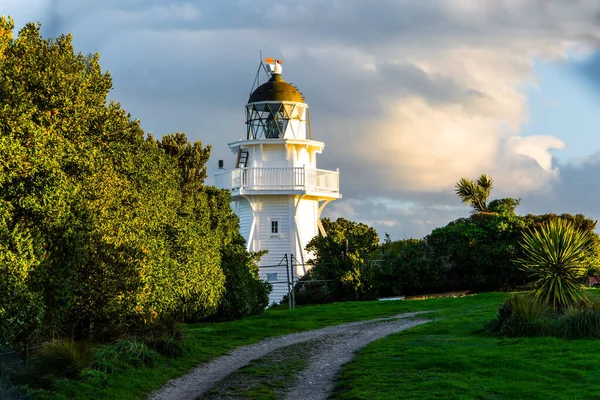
[147,312,430,400]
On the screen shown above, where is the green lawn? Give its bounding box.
[32,292,600,400]
[334,292,600,400]
[34,296,444,400]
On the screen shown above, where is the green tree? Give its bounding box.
[455,174,494,213]
[210,238,271,321]
[375,238,446,296]
[303,218,379,302]
[426,212,528,291]
[0,17,260,347]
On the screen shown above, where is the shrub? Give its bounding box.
[209,241,271,321]
[516,218,594,312]
[486,294,551,337]
[79,369,108,388]
[92,340,158,373]
[488,293,600,339]
[291,271,336,305]
[34,341,94,379]
[0,16,247,348]
[143,318,186,357]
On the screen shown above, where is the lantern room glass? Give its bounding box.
[246,102,311,140]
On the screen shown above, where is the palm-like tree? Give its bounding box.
[455,174,494,213]
[516,218,593,312]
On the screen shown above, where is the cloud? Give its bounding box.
[5,0,600,239]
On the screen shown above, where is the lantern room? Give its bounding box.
[245,59,311,140]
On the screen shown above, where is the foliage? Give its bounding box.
[141,318,186,358]
[92,340,158,373]
[297,212,599,302]
[209,239,271,321]
[488,198,521,215]
[425,211,528,291]
[424,212,600,293]
[488,292,600,339]
[454,173,494,213]
[34,341,94,379]
[0,16,256,350]
[516,218,595,312]
[303,218,379,303]
[486,293,552,337]
[375,238,447,296]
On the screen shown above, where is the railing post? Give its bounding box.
[303,164,307,190]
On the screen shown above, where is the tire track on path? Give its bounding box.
[148,312,430,400]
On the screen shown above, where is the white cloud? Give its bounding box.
[5,0,600,239]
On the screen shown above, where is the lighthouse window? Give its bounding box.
[271,220,279,234]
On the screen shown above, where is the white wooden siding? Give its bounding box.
[261,146,287,167]
[237,198,253,245]
[295,199,319,270]
[258,196,291,267]
[255,196,292,305]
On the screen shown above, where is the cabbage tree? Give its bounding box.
[516,218,594,312]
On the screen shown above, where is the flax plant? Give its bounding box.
[516,218,593,312]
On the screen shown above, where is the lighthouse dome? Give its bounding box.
[248,74,305,103]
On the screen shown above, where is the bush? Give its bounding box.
[486,294,551,337]
[79,369,108,388]
[426,212,528,292]
[488,293,600,339]
[92,340,158,373]
[425,212,600,293]
[209,241,271,321]
[516,218,594,312]
[142,318,186,357]
[290,271,336,305]
[34,341,94,379]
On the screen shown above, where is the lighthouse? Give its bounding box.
[215,59,341,303]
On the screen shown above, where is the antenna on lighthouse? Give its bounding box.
[250,51,273,96]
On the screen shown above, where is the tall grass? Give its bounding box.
[34,340,94,379]
[488,292,600,339]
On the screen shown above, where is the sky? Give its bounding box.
[4,0,600,240]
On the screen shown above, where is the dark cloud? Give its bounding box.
[5,0,600,238]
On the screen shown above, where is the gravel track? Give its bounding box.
[148,312,430,400]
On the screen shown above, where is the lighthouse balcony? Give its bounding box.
[215,167,340,198]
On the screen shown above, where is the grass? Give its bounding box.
[31,296,444,399]
[29,292,600,399]
[334,292,600,400]
[204,341,316,399]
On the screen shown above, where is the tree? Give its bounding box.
[426,212,528,291]
[455,174,494,213]
[516,218,595,312]
[0,17,262,347]
[488,198,521,215]
[375,238,446,296]
[303,218,379,302]
[210,238,271,321]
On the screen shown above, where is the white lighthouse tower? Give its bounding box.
[215,59,341,303]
